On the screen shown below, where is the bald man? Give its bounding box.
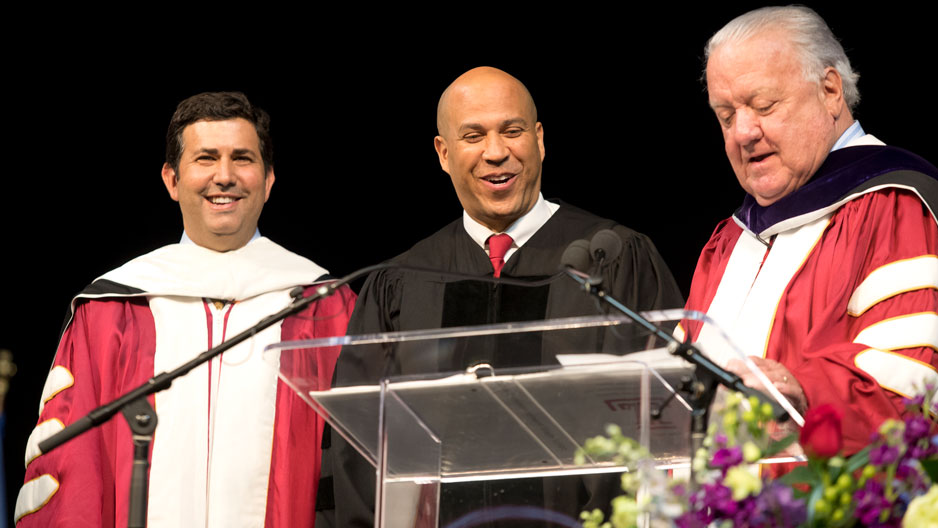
[330,68,682,526]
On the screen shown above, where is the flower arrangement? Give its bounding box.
[578,386,938,528]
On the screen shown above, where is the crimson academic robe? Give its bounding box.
[679,145,938,454]
[16,238,356,528]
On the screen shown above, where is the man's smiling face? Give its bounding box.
[434,68,545,232]
[161,118,274,251]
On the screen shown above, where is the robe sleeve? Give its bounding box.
[266,285,356,528]
[16,298,157,528]
[778,189,938,452]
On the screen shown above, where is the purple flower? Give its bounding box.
[896,461,914,479]
[907,444,930,460]
[698,482,738,517]
[750,481,807,527]
[714,433,728,447]
[896,461,929,494]
[730,497,757,527]
[674,511,708,528]
[904,416,932,443]
[870,444,900,466]
[903,394,925,407]
[854,480,895,527]
[711,446,743,471]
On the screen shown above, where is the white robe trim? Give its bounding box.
[24,419,64,468]
[854,312,938,352]
[146,290,287,528]
[696,215,831,367]
[37,366,73,416]
[847,255,938,316]
[14,475,59,523]
[854,348,938,412]
[98,237,328,301]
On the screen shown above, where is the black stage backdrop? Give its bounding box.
[3,4,936,518]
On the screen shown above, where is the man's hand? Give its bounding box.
[726,357,808,416]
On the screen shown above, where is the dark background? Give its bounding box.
[3,4,936,520]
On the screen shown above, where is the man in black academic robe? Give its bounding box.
[332,67,683,527]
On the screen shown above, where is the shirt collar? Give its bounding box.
[831,121,865,152]
[180,229,262,246]
[462,193,559,251]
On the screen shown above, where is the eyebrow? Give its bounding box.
[191,148,258,157]
[457,117,528,134]
[709,87,776,110]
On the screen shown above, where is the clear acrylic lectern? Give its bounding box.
[263,310,726,527]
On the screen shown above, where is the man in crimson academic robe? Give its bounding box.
[15,92,355,527]
[332,67,683,526]
[678,6,938,454]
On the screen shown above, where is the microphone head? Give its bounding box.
[589,229,623,260]
[560,239,592,272]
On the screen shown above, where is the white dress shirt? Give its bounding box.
[461,193,559,262]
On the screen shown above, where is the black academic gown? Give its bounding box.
[333,202,683,527]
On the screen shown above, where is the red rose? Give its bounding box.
[799,404,844,458]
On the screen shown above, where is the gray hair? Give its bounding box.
[704,5,860,111]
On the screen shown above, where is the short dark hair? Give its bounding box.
[165,91,274,174]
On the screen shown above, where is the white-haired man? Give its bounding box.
[679,6,938,454]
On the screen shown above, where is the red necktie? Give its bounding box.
[487,233,513,278]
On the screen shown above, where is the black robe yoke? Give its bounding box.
[338,203,683,383]
[333,202,683,527]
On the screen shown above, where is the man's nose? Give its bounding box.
[482,133,510,163]
[733,109,764,146]
[214,159,236,186]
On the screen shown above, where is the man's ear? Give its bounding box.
[821,67,846,119]
[264,168,275,202]
[161,163,180,201]
[434,136,451,175]
[536,122,545,162]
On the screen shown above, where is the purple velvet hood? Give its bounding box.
[733,146,938,236]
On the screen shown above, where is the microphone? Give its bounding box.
[589,229,622,264]
[587,229,623,282]
[560,239,591,272]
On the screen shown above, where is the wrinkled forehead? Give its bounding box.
[706,32,804,98]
